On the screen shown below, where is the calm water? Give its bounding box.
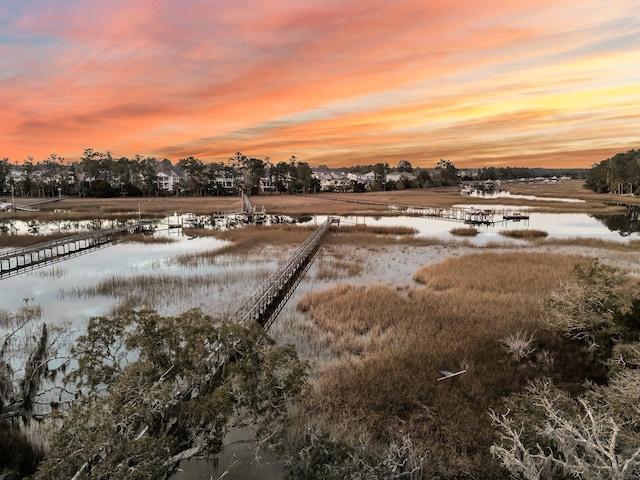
[309,210,640,245]
[464,189,585,203]
[1,233,239,325]
[3,210,636,325]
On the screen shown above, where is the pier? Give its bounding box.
[0,221,147,279]
[326,197,528,225]
[229,216,338,328]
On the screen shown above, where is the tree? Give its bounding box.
[372,163,388,191]
[492,261,640,480]
[397,159,413,173]
[41,154,67,197]
[1,299,69,478]
[296,161,316,194]
[229,152,248,170]
[272,161,291,193]
[416,170,432,188]
[247,157,266,194]
[0,158,10,195]
[20,158,37,197]
[586,149,640,194]
[491,377,640,480]
[477,166,498,181]
[544,260,636,358]
[35,309,307,479]
[178,156,206,195]
[435,159,459,186]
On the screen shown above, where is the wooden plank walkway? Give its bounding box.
[229,216,338,328]
[0,221,147,279]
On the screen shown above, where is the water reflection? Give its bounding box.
[308,212,640,243]
[172,428,283,480]
[0,232,263,327]
[592,205,640,236]
[463,189,585,203]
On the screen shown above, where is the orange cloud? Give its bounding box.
[0,0,638,168]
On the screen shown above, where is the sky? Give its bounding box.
[1,0,638,169]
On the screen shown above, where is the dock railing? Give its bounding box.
[0,221,145,279]
[229,216,337,327]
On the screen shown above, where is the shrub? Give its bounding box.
[500,330,537,361]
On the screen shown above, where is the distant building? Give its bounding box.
[346,171,376,185]
[386,171,416,183]
[259,176,276,193]
[315,171,351,192]
[157,171,182,191]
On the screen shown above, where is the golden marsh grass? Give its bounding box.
[450,227,479,236]
[298,252,601,476]
[499,229,548,239]
[0,232,77,248]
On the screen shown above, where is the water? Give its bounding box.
[1,233,240,326]
[171,428,284,480]
[462,189,586,203]
[8,209,612,321]
[306,210,640,245]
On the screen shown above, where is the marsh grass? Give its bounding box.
[175,225,316,265]
[61,267,273,317]
[0,232,77,248]
[297,252,603,477]
[176,224,431,266]
[336,225,418,236]
[315,247,363,281]
[118,233,177,244]
[542,236,640,251]
[499,229,548,239]
[450,227,479,236]
[8,179,636,222]
[325,227,444,248]
[37,267,67,279]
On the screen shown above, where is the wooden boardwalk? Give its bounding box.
[0,221,147,279]
[229,216,338,328]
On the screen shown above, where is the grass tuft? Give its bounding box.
[499,229,548,239]
[450,227,479,236]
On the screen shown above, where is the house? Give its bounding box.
[214,173,237,191]
[346,171,376,185]
[386,171,416,183]
[315,171,351,192]
[259,176,276,193]
[156,171,182,191]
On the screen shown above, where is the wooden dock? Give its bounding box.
[0,221,147,279]
[229,216,338,328]
[325,197,531,226]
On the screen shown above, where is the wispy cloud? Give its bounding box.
[0,0,638,167]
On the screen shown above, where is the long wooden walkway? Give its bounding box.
[0,221,147,279]
[229,216,339,328]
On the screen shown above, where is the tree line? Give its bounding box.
[0,147,594,199]
[0,151,440,198]
[585,149,640,194]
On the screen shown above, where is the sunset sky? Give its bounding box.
[1,0,638,168]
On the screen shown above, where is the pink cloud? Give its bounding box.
[1,0,638,167]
